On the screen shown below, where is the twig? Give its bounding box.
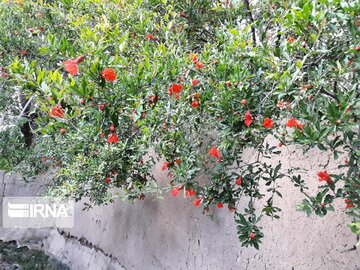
[18,96,35,119]
[320,88,339,103]
[243,0,256,45]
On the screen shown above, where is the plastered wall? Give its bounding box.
[0,137,359,270]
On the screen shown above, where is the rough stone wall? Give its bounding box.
[0,138,359,270]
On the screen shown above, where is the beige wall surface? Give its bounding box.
[0,138,359,270]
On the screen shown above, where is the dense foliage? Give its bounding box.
[0,0,359,249]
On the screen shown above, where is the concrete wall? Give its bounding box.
[0,138,359,269]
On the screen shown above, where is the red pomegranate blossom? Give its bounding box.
[107,133,119,143]
[195,62,204,69]
[193,198,202,207]
[99,104,105,111]
[162,162,172,171]
[102,68,117,82]
[50,106,65,118]
[250,232,256,240]
[263,118,274,129]
[192,100,199,108]
[244,111,253,127]
[186,188,196,197]
[286,118,304,130]
[192,79,200,86]
[171,187,179,197]
[104,178,111,184]
[63,55,86,76]
[145,34,155,40]
[216,203,224,209]
[317,171,333,185]
[235,177,243,186]
[241,99,247,106]
[63,60,78,75]
[168,83,183,98]
[288,36,295,43]
[209,146,222,160]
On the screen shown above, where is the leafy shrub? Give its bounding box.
[0,0,359,248]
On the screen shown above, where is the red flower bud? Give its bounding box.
[317,171,334,186]
[186,188,196,197]
[288,36,295,43]
[75,55,86,64]
[192,79,200,86]
[145,34,155,40]
[162,162,172,171]
[195,62,204,69]
[244,111,253,127]
[216,203,223,209]
[193,198,202,207]
[209,146,222,160]
[99,104,105,111]
[303,84,313,90]
[109,124,116,131]
[171,187,179,197]
[191,100,200,108]
[235,177,243,186]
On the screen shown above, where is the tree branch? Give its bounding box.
[243,0,256,45]
[320,87,339,103]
